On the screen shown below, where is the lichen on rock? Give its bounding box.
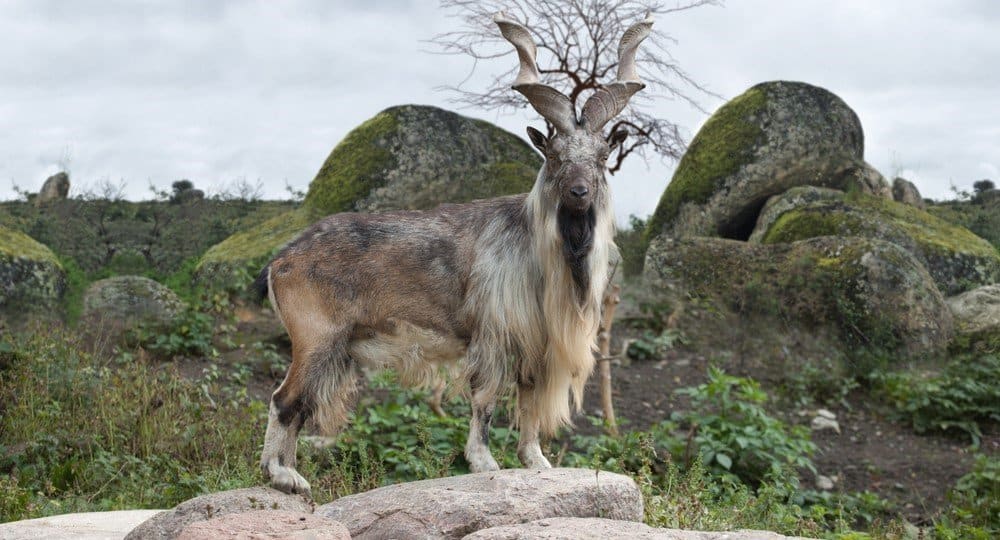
[0,225,65,313]
[304,104,541,215]
[646,81,879,243]
[753,189,1000,295]
[643,235,954,361]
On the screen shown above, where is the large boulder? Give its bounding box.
[36,172,70,204]
[197,105,541,290]
[465,517,813,540]
[125,487,313,540]
[315,468,643,540]
[82,275,185,332]
[644,235,954,359]
[750,189,1000,296]
[646,81,886,242]
[305,104,541,214]
[0,226,65,315]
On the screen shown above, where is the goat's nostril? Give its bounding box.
[570,186,589,198]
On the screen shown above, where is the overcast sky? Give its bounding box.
[1,1,998,222]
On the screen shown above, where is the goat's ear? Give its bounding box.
[607,129,628,152]
[526,126,548,152]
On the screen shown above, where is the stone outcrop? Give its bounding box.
[749,189,1000,295]
[892,177,924,208]
[37,172,70,204]
[315,468,643,540]
[644,235,954,360]
[177,510,349,540]
[646,81,885,241]
[125,487,312,540]
[945,284,1000,335]
[82,275,185,333]
[197,104,541,290]
[0,226,65,314]
[465,517,814,540]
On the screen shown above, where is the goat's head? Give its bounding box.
[495,12,653,215]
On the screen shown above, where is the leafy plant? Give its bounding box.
[627,328,685,360]
[672,367,817,486]
[130,307,216,358]
[932,455,1000,539]
[875,354,1000,446]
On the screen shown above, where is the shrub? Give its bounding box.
[672,367,817,486]
[876,354,1000,446]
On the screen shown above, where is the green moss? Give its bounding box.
[0,226,60,265]
[761,192,998,259]
[197,207,318,269]
[645,86,768,241]
[470,161,537,199]
[304,111,399,214]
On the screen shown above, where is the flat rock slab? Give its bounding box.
[316,468,643,540]
[464,517,816,540]
[126,487,313,540]
[0,510,165,540]
[178,510,349,540]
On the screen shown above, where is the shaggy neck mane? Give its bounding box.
[557,206,596,301]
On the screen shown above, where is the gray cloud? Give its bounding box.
[1,0,997,224]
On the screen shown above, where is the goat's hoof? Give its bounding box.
[468,456,500,473]
[269,466,312,497]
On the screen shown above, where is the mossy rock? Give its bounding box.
[646,81,885,243]
[195,207,321,292]
[82,275,185,332]
[643,235,953,361]
[304,104,541,214]
[0,225,65,314]
[752,188,1000,296]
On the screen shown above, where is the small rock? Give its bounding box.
[810,416,840,434]
[815,408,836,420]
[816,475,835,491]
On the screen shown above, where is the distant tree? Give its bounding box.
[973,179,995,195]
[429,0,722,174]
[172,179,194,195]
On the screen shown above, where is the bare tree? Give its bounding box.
[429,0,721,173]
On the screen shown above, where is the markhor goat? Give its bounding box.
[257,12,653,495]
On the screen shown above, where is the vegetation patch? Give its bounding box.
[0,226,60,264]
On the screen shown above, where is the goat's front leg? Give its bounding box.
[516,383,552,469]
[464,383,500,473]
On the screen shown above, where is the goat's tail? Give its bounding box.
[252,264,270,304]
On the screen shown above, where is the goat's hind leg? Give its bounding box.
[261,332,356,496]
[464,376,500,473]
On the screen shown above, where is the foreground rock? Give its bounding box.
[82,275,185,334]
[465,517,814,540]
[316,468,643,540]
[750,189,1000,295]
[197,104,540,290]
[0,510,163,540]
[178,510,349,540]
[646,80,885,241]
[125,487,312,540]
[0,225,65,315]
[644,235,954,360]
[37,171,70,204]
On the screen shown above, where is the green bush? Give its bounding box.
[672,368,817,486]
